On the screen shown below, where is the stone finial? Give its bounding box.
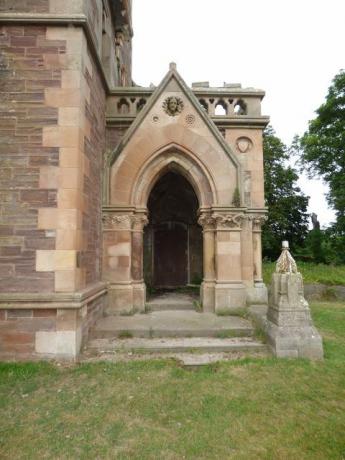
[169,62,177,70]
[275,241,298,274]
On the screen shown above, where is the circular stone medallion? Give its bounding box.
[236,136,253,153]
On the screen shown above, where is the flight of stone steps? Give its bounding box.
[83,291,269,364]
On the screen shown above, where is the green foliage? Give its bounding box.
[297,70,345,219]
[1,302,345,459]
[305,228,326,263]
[263,261,345,286]
[295,70,345,261]
[262,126,309,259]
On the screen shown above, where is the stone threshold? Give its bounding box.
[86,337,267,354]
[0,282,107,310]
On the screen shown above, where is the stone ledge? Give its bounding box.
[0,282,107,309]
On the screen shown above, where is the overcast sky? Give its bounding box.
[132,0,345,227]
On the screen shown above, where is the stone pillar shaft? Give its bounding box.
[198,213,216,312]
[102,212,133,314]
[131,214,148,311]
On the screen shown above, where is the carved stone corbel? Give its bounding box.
[213,212,245,230]
[102,214,132,231]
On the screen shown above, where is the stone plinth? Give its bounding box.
[266,244,323,359]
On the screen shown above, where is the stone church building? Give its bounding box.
[0,0,272,359]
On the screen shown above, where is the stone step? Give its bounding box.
[146,292,196,311]
[86,337,267,354]
[146,302,195,312]
[90,310,254,339]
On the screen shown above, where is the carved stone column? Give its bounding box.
[102,212,133,314]
[213,211,246,313]
[131,213,148,312]
[247,214,268,305]
[198,213,216,312]
[252,215,266,283]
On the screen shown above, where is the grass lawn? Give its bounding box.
[1,302,345,459]
[263,261,345,286]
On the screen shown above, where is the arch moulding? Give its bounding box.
[129,143,218,209]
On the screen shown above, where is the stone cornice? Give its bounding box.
[192,88,266,98]
[105,116,270,129]
[0,282,107,309]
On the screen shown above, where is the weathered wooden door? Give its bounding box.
[153,223,188,287]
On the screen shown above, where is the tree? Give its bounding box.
[262,126,309,260]
[297,70,345,230]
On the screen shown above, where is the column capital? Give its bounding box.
[102,213,132,230]
[247,214,268,231]
[102,212,149,231]
[213,212,245,230]
[198,212,216,230]
[131,213,149,232]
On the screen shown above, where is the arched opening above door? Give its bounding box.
[144,171,203,289]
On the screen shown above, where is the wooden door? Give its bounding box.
[153,223,188,288]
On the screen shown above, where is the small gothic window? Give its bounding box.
[117,98,130,115]
[215,100,227,116]
[234,99,247,115]
[136,98,147,112]
[198,99,208,112]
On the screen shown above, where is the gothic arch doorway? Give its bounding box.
[144,171,203,289]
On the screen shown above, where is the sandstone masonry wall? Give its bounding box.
[0,24,64,292]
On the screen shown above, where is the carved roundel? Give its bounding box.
[236,136,253,153]
[163,96,184,116]
[185,114,195,126]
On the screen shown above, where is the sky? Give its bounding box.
[131,0,345,227]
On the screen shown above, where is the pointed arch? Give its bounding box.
[131,143,217,208]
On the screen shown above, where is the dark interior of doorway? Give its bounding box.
[143,171,203,293]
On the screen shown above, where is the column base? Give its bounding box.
[246,281,268,305]
[133,282,146,313]
[106,283,134,315]
[201,281,215,312]
[214,282,246,315]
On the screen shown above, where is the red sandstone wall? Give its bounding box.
[105,126,127,152]
[0,0,49,13]
[0,24,107,293]
[83,50,106,285]
[0,308,56,359]
[0,25,64,292]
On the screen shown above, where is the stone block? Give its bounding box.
[36,250,55,271]
[132,283,146,312]
[35,329,82,358]
[55,270,78,292]
[246,283,268,305]
[106,285,133,315]
[36,249,76,272]
[201,282,215,312]
[215,283,246,314]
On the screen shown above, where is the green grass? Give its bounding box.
[263,261,345,286]
[1,302,345,459]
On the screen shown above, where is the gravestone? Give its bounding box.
[266,241,324,359]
